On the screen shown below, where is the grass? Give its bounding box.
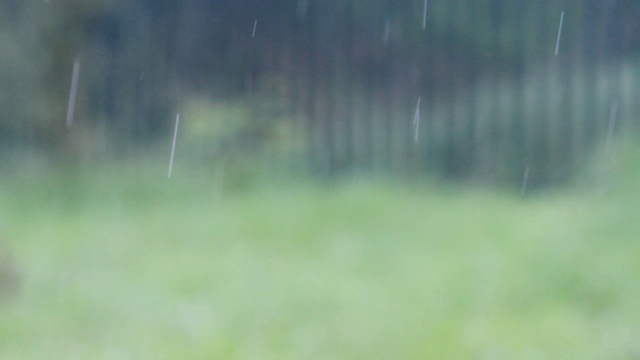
[1,148,640,359]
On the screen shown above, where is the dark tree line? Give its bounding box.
[2,0,640,184]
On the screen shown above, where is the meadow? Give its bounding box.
[1,144,640,359]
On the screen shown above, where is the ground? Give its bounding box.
[1,149,639,359]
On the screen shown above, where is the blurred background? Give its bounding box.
[2,0,640,358]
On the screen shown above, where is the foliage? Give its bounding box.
[178,89,305,185]
[0,0,174,156]
[419,58,640,186]
[3,0,640,184]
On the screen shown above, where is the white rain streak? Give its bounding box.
[252,20,258,38]
[422,0,428,30]
[168,114,180,178]
[521,166,530,196]
[297,0,308,20]
[605,102,618,155]
[555,11,564,56]
[383,18,391,45]
[212,164,226,201]
[413,96,421,142]
[66,59,81,128]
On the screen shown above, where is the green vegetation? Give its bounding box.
[1,143,640,359]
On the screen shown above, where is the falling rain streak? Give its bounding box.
[383,18,391,45]
[168,114,180,178]
[605,102,617,155]
[422,0,428,29]
[252,20,257,38]
[413,97,421,142]
[65,59,81,128]
[213,164,226,201]
[555,11,564,56]
[521,166,530,196]
[296,0,308,20]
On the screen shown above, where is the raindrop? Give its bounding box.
[383,18,391,45]
[65,59,81,128]
[168,114,180,178]
[555,10,564,56]
[413,96,421,142]
[521,166,530,196]
[605,102,617,155]
[422,0,428,30]
[297,0,308,21]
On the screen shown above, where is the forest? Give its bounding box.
[3,0,640,186]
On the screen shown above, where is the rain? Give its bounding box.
[520,166,530,196]
[555,10,565,56]
[423,0,428,29]
[168,113,180,178]
[605,102,618,156]
[2,1,640,358]
[65,59,80,128]
[413,96,421,142]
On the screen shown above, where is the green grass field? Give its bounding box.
[1,147,640,359]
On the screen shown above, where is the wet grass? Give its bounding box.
[1,150,640,359]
